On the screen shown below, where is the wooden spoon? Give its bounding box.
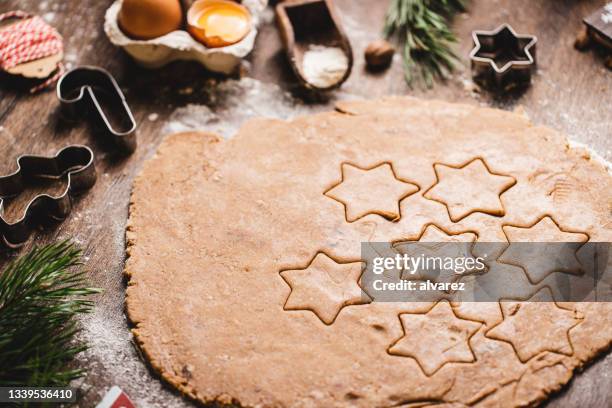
[276,0,353,91]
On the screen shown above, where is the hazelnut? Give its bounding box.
[365,40,395,70]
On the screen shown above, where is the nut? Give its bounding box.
[365,40,395,70]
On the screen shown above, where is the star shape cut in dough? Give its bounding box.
[394,224,484,285]
[280,252,370,325]
[424,158,516,222]
[499,216,588,284]
[388,301,482,375]
[325,162,419,222]
[486,288,582,362]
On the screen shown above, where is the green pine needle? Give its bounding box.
[0,241,100,387]
[384,0,466,87]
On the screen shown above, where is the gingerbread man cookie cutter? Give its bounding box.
[0,145,96,248]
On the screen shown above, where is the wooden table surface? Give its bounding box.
[0,0,610,407]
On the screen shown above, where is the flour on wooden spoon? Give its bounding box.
[302,45,349,88]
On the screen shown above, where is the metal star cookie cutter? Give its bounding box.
[0,145,96,248]
[57,66,137,154]
[469,24,537,89]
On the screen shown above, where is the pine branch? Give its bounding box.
[384,0,466,87]
[0,241,100,387]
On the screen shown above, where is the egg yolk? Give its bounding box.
[195,6,249,43]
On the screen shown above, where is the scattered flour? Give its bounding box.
[259,6,275,25]
[568,139,612,174]
[603,3,612,24]
[74,314,192,408]
[164,78,324,138]
[0,125,16,145]
[301,45,349,88]
[42,12,56,23]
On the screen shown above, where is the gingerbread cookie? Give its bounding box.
[125,97,611,407]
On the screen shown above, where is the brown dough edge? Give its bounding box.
[124,98,612,408]
[124,132,239,406]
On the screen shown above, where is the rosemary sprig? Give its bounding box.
[384,0,466,87]
[0,241,100,386]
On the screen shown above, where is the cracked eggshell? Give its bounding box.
[104,0,267,74]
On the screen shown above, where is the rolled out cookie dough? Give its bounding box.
[125,97,612,407]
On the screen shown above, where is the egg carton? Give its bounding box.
[104,0,268,74]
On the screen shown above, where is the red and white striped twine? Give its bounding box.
[0,10,65,93]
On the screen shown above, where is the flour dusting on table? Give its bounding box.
[164,78,326,138]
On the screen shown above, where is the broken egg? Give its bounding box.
[118,0,183,40]
[187,0,252,48]
[104,0,266,74]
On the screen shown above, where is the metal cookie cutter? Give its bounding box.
[469,24,537,90]
[0,145,96,248]
[57,66,137,153]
